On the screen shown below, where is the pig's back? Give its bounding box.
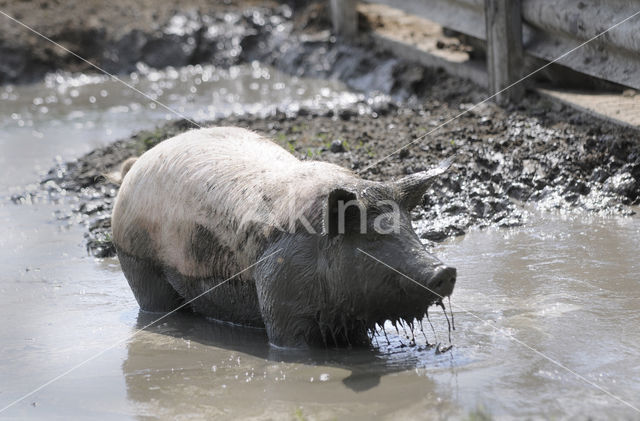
[112,127,348,279]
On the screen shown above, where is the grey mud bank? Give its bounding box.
[30,88,640,258]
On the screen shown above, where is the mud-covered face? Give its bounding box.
[322,184,456,330]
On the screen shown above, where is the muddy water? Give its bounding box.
[1,68,639,420]
[0,63,367,188]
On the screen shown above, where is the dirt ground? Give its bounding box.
[0,0,279,83]
[5,0,640,257]
[29,89,640,257]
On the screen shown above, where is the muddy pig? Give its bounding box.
[112,127,456,347]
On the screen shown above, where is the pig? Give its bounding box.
[112,126,456,347]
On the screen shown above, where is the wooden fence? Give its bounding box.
[330,0,640,103]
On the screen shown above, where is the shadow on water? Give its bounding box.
[124,310,444,395]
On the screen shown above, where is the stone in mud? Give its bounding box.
[441,200,467,215]
[79,201,105,215]
[506,182,532,201]
[89,215,112,231]
[603,172,637,198]
[479,116,492,126]
[398,149,410,160]
[330,139,346,153]
[420,224,465,242]
[338,109,355,121]
[86,232,116,258]
[563,179,590,196]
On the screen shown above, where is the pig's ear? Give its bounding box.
[323,188,362,236]
[394,156,454,210]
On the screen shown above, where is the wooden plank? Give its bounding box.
[537,88,640,129]
[524,26,640,91]
[485,0,524,104]
[522,0,640,54]
[330,0,358,39]
[521,0,640,90]
[369,0,486,40]
[361,3,488,87]
[371,33,488,88]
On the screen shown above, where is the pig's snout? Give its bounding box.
[427,265,456,298]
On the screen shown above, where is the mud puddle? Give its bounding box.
[0,62,378,188]
[1,68,640,419]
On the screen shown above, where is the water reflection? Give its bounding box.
[122,311,460,418]
[124,310,445,392]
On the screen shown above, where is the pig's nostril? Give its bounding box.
[429,266,457,296]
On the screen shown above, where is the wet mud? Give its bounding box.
[0,0,279,84]
[22,88,640,258]
[6,0,639,258]
[3,2,640,418]
[1,0,429,100]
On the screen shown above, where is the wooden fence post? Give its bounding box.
[330,0,358,40]
[485,0,524,104]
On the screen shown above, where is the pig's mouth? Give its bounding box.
[366,296,455,353]
[363,266,457,352]
[311,269,456,350]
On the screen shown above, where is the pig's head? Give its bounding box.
[316,158,456,346]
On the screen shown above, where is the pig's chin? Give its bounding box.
[364,296,455,349]
[310,293,454,348]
